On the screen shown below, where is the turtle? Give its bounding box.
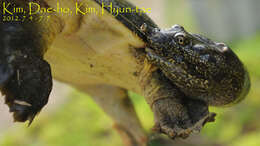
[0,0,250,146]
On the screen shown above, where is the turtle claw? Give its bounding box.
[153,120,192,139]
[153,112,215,139]
[152,123,177,138]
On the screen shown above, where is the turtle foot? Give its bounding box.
[152,97,216,139]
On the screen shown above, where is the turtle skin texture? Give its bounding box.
[0,0,250,141]
[144,24,250,138]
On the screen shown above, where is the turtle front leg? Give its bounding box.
[139,60,215,139]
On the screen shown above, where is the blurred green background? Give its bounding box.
[0,0,260,146]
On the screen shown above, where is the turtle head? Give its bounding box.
[145,24,232,83]
[146,24,250,105]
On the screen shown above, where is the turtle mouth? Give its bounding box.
[214,43,230,53]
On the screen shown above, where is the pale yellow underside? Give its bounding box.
[44,0,145,93]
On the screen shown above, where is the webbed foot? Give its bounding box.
[0,58,53,125]
[152,97,216,139]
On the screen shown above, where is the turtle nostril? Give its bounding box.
[216,43,226,47]
[216,43,229,52]
[222,46,229,52]
[171,24,184,30]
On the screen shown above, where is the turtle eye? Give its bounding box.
[177,36,185,45]
[175,33,187,46]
